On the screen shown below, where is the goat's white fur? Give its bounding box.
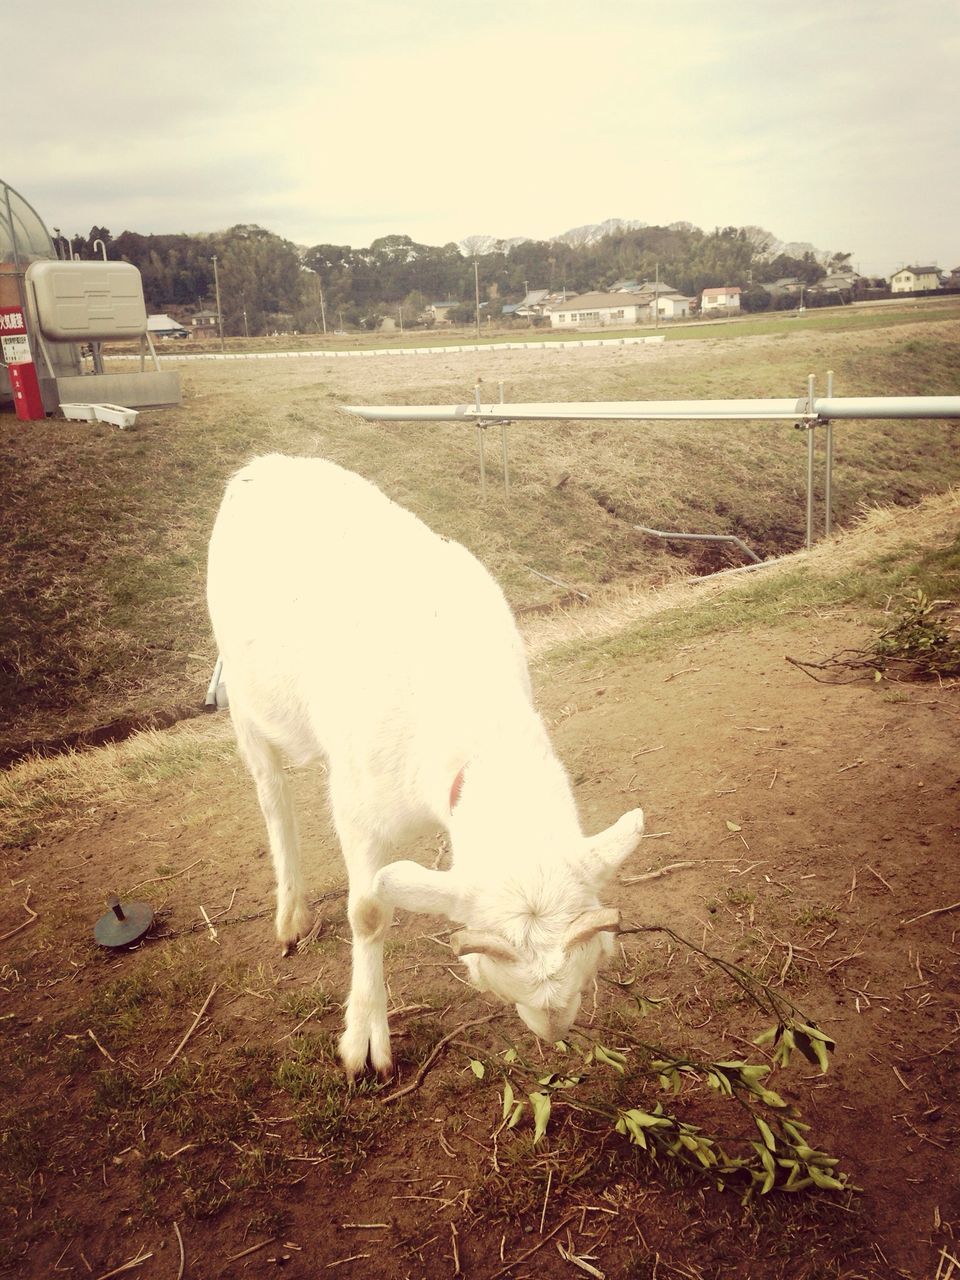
[207,455,643,1077]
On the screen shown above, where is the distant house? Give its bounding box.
[147,313,189,338]
[548,291,652,328]
[191,309,220,331]
[701,286,741,314]
[427,301,460,324]
[810,270,861,297]
[504,289,570,319]
[515,289,551,317]
[656,294,693,320]
[610,279,680,298]
[890,266,941,293]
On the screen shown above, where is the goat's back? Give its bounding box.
[207,455,531,764]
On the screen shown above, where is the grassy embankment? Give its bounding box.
[1,302,958,758]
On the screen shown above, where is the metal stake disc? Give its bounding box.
[94,895,155,948]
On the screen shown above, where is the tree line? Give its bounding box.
[61,221,856,336]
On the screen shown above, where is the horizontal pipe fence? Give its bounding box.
[344,377,960,549]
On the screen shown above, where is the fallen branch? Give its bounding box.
[93,1251,154,1280]
[0,889,38,944]
[173,1222,185,1280]
[900,900,960,928]
[382,1011,501,1103]
[165,981,218,1067]
[489,1213,578,1280]
[128,859,203,891]
[220,1238,275,1270]
[621,861,696,885]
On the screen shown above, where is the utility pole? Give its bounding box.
[474,260,481,339]
[212,254,225,352]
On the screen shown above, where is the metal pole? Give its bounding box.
[499,381,510,497]
[213,255,225,352]
[805,374,816,550]
[824,370,834,537]
[474,261,482,340]
[475,384,486,497]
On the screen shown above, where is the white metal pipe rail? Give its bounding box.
[344,395,960,423]
[345,390,960,548]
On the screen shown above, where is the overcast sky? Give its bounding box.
[6,0,958,277]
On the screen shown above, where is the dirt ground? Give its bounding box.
[3,595,959,1279]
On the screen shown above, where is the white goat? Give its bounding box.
[207,455,644,1078]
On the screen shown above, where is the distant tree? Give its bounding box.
[740,285,772,313]
[446,302,476,325]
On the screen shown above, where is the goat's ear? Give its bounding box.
[563,907,621,953]
[451,929,519,964]
[580,808,644,887]
[374,861,469,921]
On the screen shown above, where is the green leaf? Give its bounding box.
[529,1091,551,1145]
[725,820,742,832]
[619,1107,671,1131]
[756,1087,788,1109]
[807,1165,846,1191]
[755,1116,776,1151]
[502,1047,517,1064]
[469,1058,485,1079]
[593,1045,627,1075]
[502,1081,515,1121]
[537,1072,582,1090]
[507,1101,524,1129]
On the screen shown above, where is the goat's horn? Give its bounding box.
[451,929,519,964]
[563,908,621,952]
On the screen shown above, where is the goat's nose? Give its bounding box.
[517,1003,570,1043]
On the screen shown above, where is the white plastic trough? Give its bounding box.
[60,403,98,422]
[93,404,139,429]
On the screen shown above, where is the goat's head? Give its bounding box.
[375,808,643,1043]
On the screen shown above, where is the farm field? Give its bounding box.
[1,305,959,1279]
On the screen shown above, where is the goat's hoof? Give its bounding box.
[339,1030,392,1084]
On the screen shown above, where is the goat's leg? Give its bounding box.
[340,881,394,1080]
[233,714,311,954]
[331,804,394,1079]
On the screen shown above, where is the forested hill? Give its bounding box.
[61,220,854,335]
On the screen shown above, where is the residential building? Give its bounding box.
[610,278,680,297]
[890,266,941,293]
[147,313,189,338]
[514,289,551,317]
[427,301,461,324]
[701,286,742,314]
[548,291,652,328]
[810,270,861,297]
[656,294,693,319]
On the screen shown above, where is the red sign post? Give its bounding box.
[1,304,45,420]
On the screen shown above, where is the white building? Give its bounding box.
[548,291,652,328]
[656,294,693,320]
[701,286,741,314]
[890,266,941,293]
